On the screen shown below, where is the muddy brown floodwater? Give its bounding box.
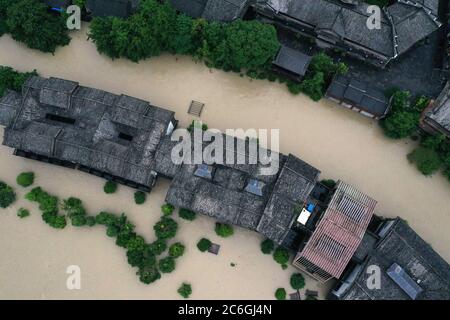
[0,26,449,299]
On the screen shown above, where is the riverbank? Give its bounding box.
[0,26,449,298]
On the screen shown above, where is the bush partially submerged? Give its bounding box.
[178,208,196,221]
[17,208,30,218]
[103,181,118,194]
[178,283,192,299]
[154,217,178,240]
[290,273,305,290]
[161,203,175,216]
[275,288,286,300]
[197,238,212,252]
[4,0,71,53]
[215,223,234,238]
[16,172,34,187]
[134,191,146,205]
[0,66,37,98]
[261,239,275,255]
[25,187,65,229]
[273,247,290,269]
[169,242,185,258]
[159,256,176,273]
[0,181,16,208]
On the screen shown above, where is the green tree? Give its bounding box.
[103,181,118,194]
[137,265,161,284]
[149,239,167,255]
[408,147,442,176]
[178,208,196,221]
[134,191,146,205]
[381,111,419,139]
[215,223,234,238]
[197,238,212,252]
[169,242,185,258]
[17,208,30,219]
[261,239,275,254]
[275,288,286,300]
[273,247,290,269]
[300,72,325,101]
[0,66,37,98]
[161,203,175,216]
[178,283,192,298]
[6,0,71,53]
[159,256,176,273]
[154,217,178,240]
[16,172,34,187]
[0,181,16,208]
[290,273,305,290]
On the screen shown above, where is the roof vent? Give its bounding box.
[245,179,266,197]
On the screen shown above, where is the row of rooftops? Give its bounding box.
[0,76,449,299]
[42,0,443,68]
[330,217,450,300]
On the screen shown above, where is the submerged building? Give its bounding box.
[421,81,450,139]
[1,76,449,298]
[0,76,176,191]
[329,218,450,300]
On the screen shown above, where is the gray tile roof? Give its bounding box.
[326,75,390,117]
[1,76,175,189]
[272,45,312,77]
[86,0,140,18]
[168,0,208,18]
[255,0,441,66]
[202,0,249,22]
[165,131,320,244]
[337,218,450,300]
[424,81,450,136]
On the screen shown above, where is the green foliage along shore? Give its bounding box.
[16,172,34,188]
[0,66,37,98]
[0,181,16,208]
[0,0,71,53]
[25,187,66,229]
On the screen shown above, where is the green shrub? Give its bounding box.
[408,147,442,176]
[134,191,146,205]
[321,179,336,189]
[16,172,34,187]
[261,239,275,254]
[287,81,302,95]
[159,256,176,273]
[179,208,196,221]
[161,203,175,216]
[178,283,192,299]
[154,217,178,240]
[126,235,146,252]
[381,110,419,139]
[103,181,118,194]
[300,72,325,101]
[149,239,167,255]
[17,208,30,218]
[137,266,161,284]
[215,223,234,238]
[86,216,96,227]
[275,288,286,300]
[197,238,212,252]
[25,187,66,229]
[273,247,290,269]
[0,66,37,98]
[169,242,185,258]
[187,120,208,133]
[290,273,305,290]
[0,181,16,208]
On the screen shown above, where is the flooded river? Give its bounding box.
[0,26,448,299]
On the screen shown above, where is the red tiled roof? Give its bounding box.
[297,181,376,279]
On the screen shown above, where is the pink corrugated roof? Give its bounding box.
[297,181,376,279]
